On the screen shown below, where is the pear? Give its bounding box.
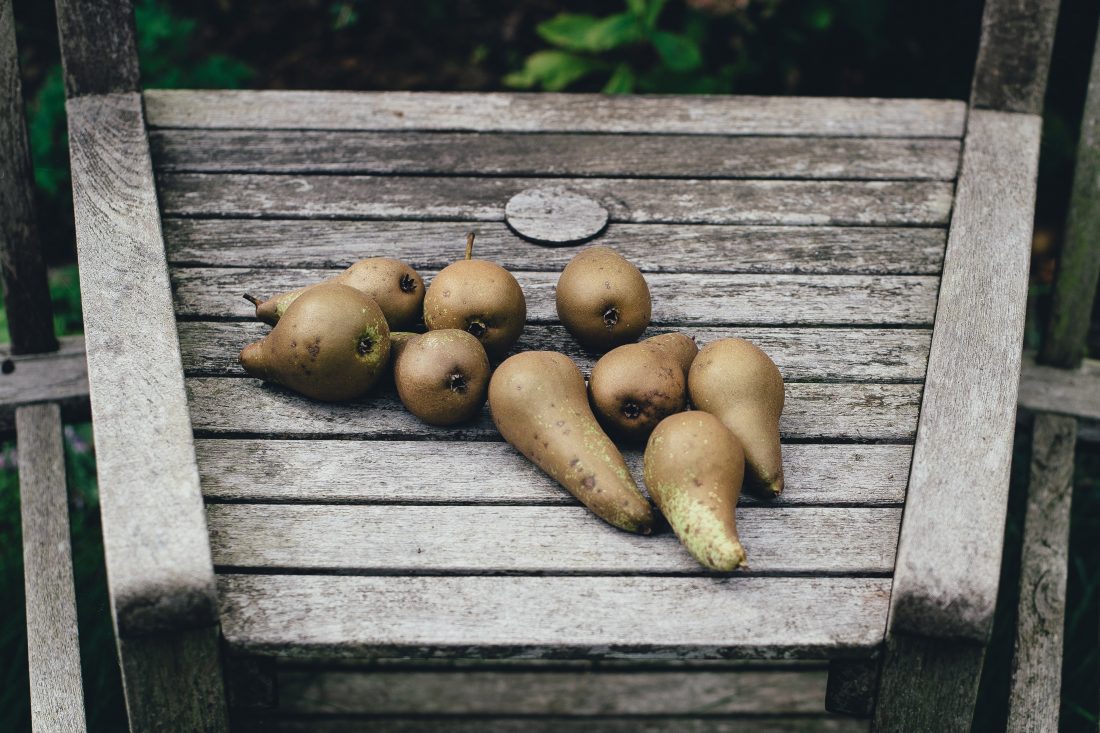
[244,257,424,331]
[423,233,526,361]
[395,329,490,426]
[644,411,747,571]
[688,338,785,496]
[555,246,651,352]
[239,283,390,402]
[588,332,698,442]
[488,351,653,534]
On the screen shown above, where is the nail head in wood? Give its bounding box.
[505,186,608,245]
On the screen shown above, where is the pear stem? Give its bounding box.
[243,293,263,306]
[464,232,475,261]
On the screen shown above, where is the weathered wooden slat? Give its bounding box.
[162,220,948,275]
[18,404,87,732]
[1007,413,1076,731]
[186,377,922,441]
[873,635,986,731]
[195,439,911,507]
[217,574,892,659]
[179,321,932,383]
[0,0,57,354]
[887,110,1042,643]
[1017,353,1100,421]
[150,130,962,181]
[206,504,901,575]
[0,335,89,431]
[234,716,871,733]
[54,0,140,97]
[67,93,228,730]
[171,269,940,327]
[143,89,966,138]
[970,0,1060,114]
[273,667,829,714]
[158,174,955,226]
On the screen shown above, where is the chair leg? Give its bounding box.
[827,657,880,718]
[872,633,986,732]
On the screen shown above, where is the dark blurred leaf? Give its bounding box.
[537,13,642,52]
[603,63,636,93]
[643,0,668,30]
[651,31,703,71]
[504,51,606,91]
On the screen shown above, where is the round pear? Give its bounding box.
[688,338,785,496]
[423,233,526,360]
[239,283,390,401]
[394,329,490,426]
[555,246,651,353]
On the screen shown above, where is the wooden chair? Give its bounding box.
[54,0,1062,729]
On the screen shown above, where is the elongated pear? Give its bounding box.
[245,257,424,330]
[488,351,653,534]
[588,332,698,442]
[688,338,784,496]
[239,283,390,401]
[644,411,747,571]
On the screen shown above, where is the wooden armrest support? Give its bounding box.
[67,92,218,638]
[0,335,89,431]
[888,110,1042,643]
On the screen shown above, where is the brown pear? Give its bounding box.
[423,233,526,360]
[688,338,785,496]
[588,332,698,442]
[644,411,747,571]
[488,351,653,534]
[556,246,651,352]
[245,258,424,330]
[394,330,490,426]
[239,283,390,401]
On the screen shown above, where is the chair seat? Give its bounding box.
[145,89,964,721]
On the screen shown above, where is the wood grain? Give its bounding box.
[1017,353,1100,421]
[162,219,947,275]
[150,129,962,180]
[186,377,922,441]
[0,335,88,431]
[67,92,218,637]
[873,635,985,731]
[195,439,912,507]
[18,404,87,732]
[179,321,932,382]
[54,0,140,97]
[233,716,871,733]
[143,89,966,138]
[217,573,892,659]
[504,186,608,244]
[157,174,955,226]
[206,504,901,575]
[888,110,1042,643]
[970,0,1060,114]
[0,0,57,354]
[1007,413,1076,731]
[273,667,829,714]
[171,268,940,326]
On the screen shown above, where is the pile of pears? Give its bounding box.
[239,235,785,572]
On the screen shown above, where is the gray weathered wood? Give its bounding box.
[186,377,922,441]
[163,220,948,275]
[195,439,910,507]
[971,0,1061,114]
[0,335,88,431]
[171,268,940,326]
[144,90,966,138]
[233,717,871,733]
[18,404,87,733]
[505,186,608,244]
[273,667,829,714]
[158,173,955,226]
[67,92,227,728]
[873,635,985,731]
[117,627,228,731]
[179,322,931,382]
[217,574,891,659]
[0,0,57,355]
[206,504,901,575]
[888,110,1042,643]
[149,129,963,180]
[1041,8,1100,368]
[1018,352,1100,421]
[826,658,878,718]
[53,0,139,97]
[1007,413,1076,731]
